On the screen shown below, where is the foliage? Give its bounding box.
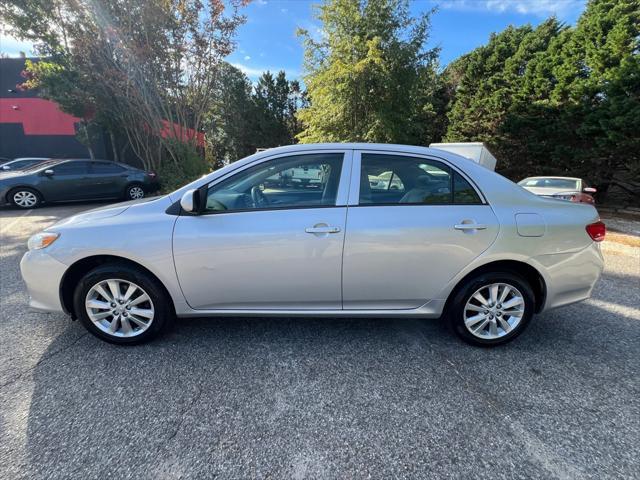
[156,140,210,193]
[296,0,441,144]
[443,0,640,201]
[205,65,304,164]
[1,0,247,171]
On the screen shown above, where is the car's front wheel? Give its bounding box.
[73,263,172,345]
[448,271,534,347]
[9,187,42,209]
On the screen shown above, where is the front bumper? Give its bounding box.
[20,250,68,313]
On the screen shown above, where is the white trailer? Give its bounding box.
[429,142,497,171]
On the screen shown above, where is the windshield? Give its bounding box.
[518,178,579,190]
[21,159,61,172]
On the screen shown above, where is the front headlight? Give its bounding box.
[27,232,60,250]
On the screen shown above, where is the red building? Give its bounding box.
[0,57,108,160]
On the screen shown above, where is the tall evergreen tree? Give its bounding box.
[297,0,440,144]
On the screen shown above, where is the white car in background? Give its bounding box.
[20,144,605,347]
[518,176,597,205]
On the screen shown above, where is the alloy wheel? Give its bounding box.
[13,190,38,208]
[463,282,525,340]
[128,186,144,199]
[85,279,155,338]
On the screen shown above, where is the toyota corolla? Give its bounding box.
[20,144,605,346]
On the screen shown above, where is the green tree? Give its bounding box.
[206,63,258,163]
[2,0,247,182]
[297,0,440,144]
[500,0,640,200]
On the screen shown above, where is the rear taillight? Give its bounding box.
[586,221,606,242]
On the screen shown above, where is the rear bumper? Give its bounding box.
[20,250,67,313]
[536,242,604,312]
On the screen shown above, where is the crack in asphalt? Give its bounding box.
[166,382,204,441]
[0,332,89,390]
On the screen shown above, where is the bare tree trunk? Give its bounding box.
[109,130,119,163]
[82,123,95,160]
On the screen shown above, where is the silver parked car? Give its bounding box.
[20,144,605,346]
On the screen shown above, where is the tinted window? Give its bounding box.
[92,162,125,174]
[52,162,91,175]
[453,172,482,204]
[360,154,452,205]
[205,153,344,212]
[10,160,35,169]
[360,154,482,205]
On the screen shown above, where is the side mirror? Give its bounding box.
[44,169,54,176]
[180,189,200,213]
[583,187,597,194]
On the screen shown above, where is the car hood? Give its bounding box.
[522,186,579,196]
[0,171,28,179]
[50,197,157,228]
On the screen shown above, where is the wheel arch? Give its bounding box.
[125,181,146,192]
[443,259,546,315]
[60,254,176,318]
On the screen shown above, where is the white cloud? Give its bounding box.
[440,0,585,16]
[231,62,299,80]
[244,55,251,60]
[256,0,268,5]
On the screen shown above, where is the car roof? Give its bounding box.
[521,176,581,181]
[11,157,50,161]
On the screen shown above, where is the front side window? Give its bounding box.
[205,153,344,213]
[51,161,91,175]
[359,153,482,205]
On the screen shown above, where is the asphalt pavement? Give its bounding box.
[0,203,639,479]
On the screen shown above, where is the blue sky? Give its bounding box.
[1,0,586,81]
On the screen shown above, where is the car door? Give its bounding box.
[89,161,128,198]
[172,150,352,310]
[342,151,499,310]
[38,161,93,201]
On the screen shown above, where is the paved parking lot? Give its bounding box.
[1,203,639,479]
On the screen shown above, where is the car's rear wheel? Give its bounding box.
[448,271,534,347]
[73,264,172,345]
[125,184,145,200]
[9,187,41,209]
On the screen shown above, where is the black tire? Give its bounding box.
[447,271,535,347]
[8,187,42,209]
[73,263,173,345]
[124,183,145,200]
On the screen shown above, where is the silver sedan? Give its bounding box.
[20,144,605,346]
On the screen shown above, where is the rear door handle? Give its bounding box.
[454,224,488,230]
[305,225,341,234]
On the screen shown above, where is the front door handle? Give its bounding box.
[305,225,341,234]
[454,223,488,231]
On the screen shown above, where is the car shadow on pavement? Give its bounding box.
[22,301,640,479]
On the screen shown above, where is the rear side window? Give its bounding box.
[92,162,125,174]
[359,153,482,205]
[453,172,482,204]
[52,162,91,175]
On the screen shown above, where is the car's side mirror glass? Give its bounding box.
[180,189,200,213]
[44,169,54,176]
[583,187,596,194]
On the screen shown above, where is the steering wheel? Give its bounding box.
[250,186,269,208]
